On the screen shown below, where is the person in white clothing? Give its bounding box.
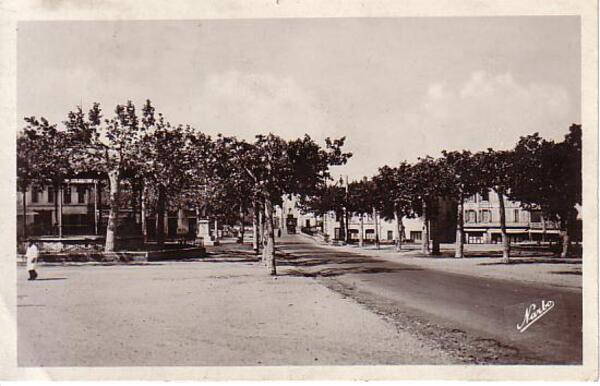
[25,240,39,280]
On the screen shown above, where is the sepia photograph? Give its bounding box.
[1,0,598,381]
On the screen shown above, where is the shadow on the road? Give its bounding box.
[204,249,261,263]
[30,278,67,281]
[551,270,582,275]
[282,266,423,278]
[276,244,425,277]
[277,256,385,267]
[479,259,581,266]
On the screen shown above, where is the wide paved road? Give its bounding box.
[275,235,582,364]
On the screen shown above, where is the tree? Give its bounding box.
[477,149,513,262]
[440,150,482,258]
[298,183,346,242]
[410,156,447,255]
[372,162,415,251]
[136,110,195,246]
[213,137,259,245]
[65,101,143,252]
[347,178,373,247]
[510,125,581,257]
[17,132,40,239]
[21,116,73,237]
[242,134,350,275]
[211,136,264,251]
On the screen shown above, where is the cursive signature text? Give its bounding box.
[516,299,555,333]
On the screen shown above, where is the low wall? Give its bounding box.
[18,246,207,264]
[20,235,144,254]
[146,247,206,261]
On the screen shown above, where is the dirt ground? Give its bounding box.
[17,253,454,366]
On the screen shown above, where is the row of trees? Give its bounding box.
[17,100,351,275]
[301,124,581,260]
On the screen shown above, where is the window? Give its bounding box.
[47,187,54,203]
[467,231,485,244]
[480,209,492,223]
[77,186,86,204]
[410,231,422,241]
[387,230,393,240]
[31,186,40,203]
[529,210,542,223]
[465,210,477,223]
[513,209,520,223]
[465,194,477,203]
[63,187,72,204]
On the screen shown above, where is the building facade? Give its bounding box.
[463,191,560,244]
[277,191,562,245]
[17,180,200,240]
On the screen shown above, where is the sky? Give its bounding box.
[18,17,580,180]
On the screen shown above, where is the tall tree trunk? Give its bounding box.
[259,209,266,263]
[105,170,120,252]
[560,215,571,258]
[252,202,259,254]
[455,196,465,258]
[94,180,99,235]
[359,213,364,247]
[141,184,147,243]
[214,218,219,242]
[131,185,138,225]
[338,210,345,242]
[264,198,276,275]
[21,188,27,239]
[97,181,103,235]
[541,215,547,243]
[394,209,405,251]
[155,185,166,247]
[497,189,510,263]
[373,207,380,250]
[177,208,186,239]
[53,184,59,236]
[421,201,430,254]
[238,205,245,244]
[58,184,63,238]
[344,207,350,244]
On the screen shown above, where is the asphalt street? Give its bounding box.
[276,235,582,364]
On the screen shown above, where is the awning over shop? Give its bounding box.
[488,228,529,234]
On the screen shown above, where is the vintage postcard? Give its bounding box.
[0,0,597,381]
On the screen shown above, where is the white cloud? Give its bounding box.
[191,70,340,142]
[427,83,446,100]
[413,71,573,154]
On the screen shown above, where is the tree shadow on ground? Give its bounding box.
[430,250,557,259]
[91,262,165,266]
[282,265,423,278]
[479,259,582,266]
[30,278,67,281]
[203,249,261,263]
[550,270,582,275]
[277,256,386,267]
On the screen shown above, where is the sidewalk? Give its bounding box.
[17,254,453,366]
[297,234,582,291]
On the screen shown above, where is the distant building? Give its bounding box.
[278,190,565,245]
[463,191,561,244]
[16,180,199,239]
[17,183,570,245]
[17,179,98,236]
